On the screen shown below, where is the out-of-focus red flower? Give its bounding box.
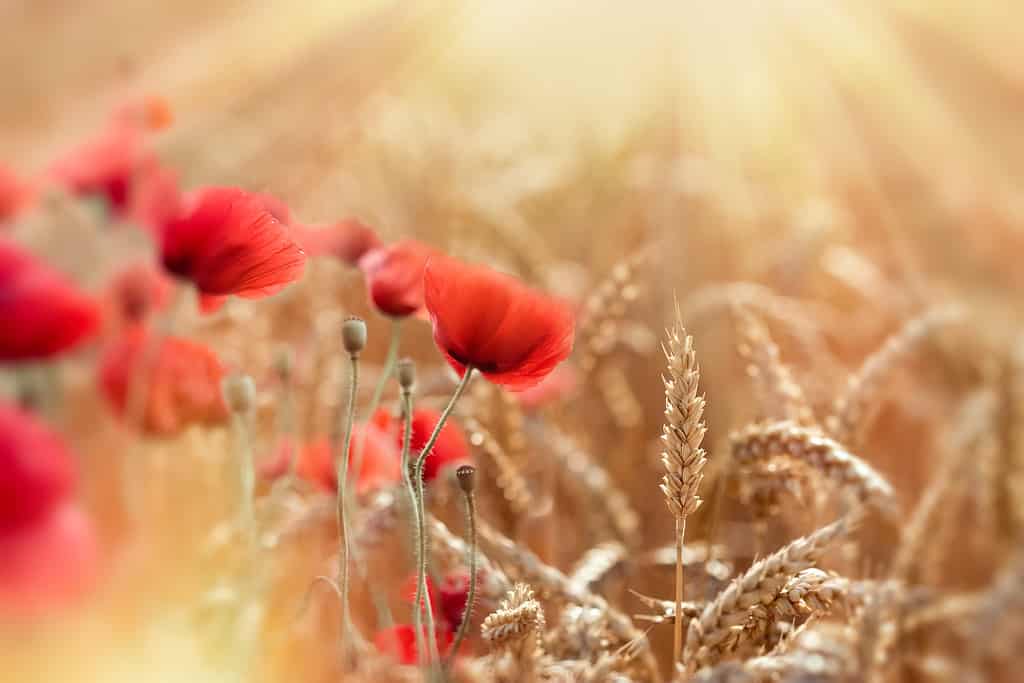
[374,624,454,666]
[359,240,441,317]
[515,363,579,410]
[0,165,35,224]
[0,239,100,361]
[160,187,306,312]
[0,502,99,619]
[259,424,401,494]
[372,406,470,482]
[438,571,472,631]
[48,124,151,212]
[105,261,174,326]
[128,161,183,237]
[0,404,77,534]
[423,255,576,390]
[98,326,228,436]
[293,219,382,266]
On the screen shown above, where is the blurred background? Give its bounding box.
[3,1,1024,681]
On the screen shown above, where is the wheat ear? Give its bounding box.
[731,421,896,517]
[659,319,708,669]
[828,305,962,446]
[684,514,857,670]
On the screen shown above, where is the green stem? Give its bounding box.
[350,319,402,483]
[414,368,475,670]
[342,321,401,634]
[233,410,256,549]
[333,352,360,657]
[446,491,477,668]
[401,388,428,668]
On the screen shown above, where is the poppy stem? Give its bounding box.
[398,367,429,668]
[223,374,257,549]
[333,331,363,662]
[413,367,475,671]
[446,465,478,670]
[350,319,402,500]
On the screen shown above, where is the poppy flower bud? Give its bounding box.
[222,374,255,414]
[456,465,476,495]
[397,358,416,392]
[342,317,367,356]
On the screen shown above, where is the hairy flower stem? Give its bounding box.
[414,368,475,670]
[350,320,402,489]
[232,410,256,548]
[446,476,478,669]
[673,516,687,669]
[400,383,429,667]
[332,351,360,660]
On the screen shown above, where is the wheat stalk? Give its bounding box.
[659,318,708,668]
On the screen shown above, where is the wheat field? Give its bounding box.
[1,2,1023,682]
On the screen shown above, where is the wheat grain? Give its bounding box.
[570,542,628,594]
[734,306,816,426]
[731,420,897,517]
[476,519,662,682]
[684,514,857,670]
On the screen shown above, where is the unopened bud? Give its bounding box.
[341,317,367,355]
[397,358,416,391]
[222,374,255,414]
[456,465,477,495]
[272,346,294,381]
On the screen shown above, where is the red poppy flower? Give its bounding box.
[423,255,576,390]
[128,161,183,237]
[0,240,101,361]
[48,123,152,212]
[252,192,293,225]
[105,261,174,326]
[374,624,454,665]
[0,165,35,224]
[372,406,470,482]
[259,424,401,495]
[0,404,77,534]
[293,219,382,266]
[359,240,441,317]
[160,187,306,312]
[0,502,99,619]
[98,326,228,436]
[515,363,579,410]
